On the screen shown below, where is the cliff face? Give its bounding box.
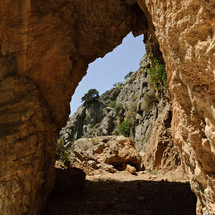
[0,1,147,214]
[138,1,215,214]
[1,0,215,214]
[60,54,180,171]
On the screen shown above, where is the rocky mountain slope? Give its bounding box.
[59,54,180,171]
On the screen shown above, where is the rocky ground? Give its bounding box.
[46,135,197,215]
[43,167,197,215]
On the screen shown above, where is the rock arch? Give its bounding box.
[0,0,215,214]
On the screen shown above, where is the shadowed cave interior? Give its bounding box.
[43,34,197,215]
[43,179,197,215]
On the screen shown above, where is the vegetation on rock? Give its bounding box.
[142,90,158,114]
[147,58,168,91]
[114,103,124,116]
[56,139,71,166]
[126,101,137,132]
[124,71,133,80]
[128,77,136,84]
[113,82,123,95]
[108,101,116,108]
[118,119,131,137]
[81,89,99,103]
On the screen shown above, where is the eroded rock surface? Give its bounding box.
[137,0,215,214]
[0,76,57,215]
[0,1,147,214]
[71,136,142,174]
[143,102,181,170]
[1,0,215,214]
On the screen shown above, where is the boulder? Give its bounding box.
[97,163,116,173]
[125,164,137,175]
[73,138,96,161]
[104,136,142,170]
[72,136,141,173]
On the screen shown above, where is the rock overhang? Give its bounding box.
[1,0,215,214]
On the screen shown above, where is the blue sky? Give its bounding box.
[70,32,146,116]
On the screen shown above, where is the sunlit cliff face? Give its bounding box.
[0,1,148,214]
[1,0,215,214]
[138,1,215,214]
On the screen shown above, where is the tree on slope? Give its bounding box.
[81,89,99,103]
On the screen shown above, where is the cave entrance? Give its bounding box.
[58,30,178,174]
[57,30,146,173]
[70,32,145,116]
[52,28,197,213]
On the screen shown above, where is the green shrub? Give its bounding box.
[118,119,131,137]
[124,71,133,80]
[142,91,158,114]
[128,102,137,129]
[147,59,168,91]
[108,101,116,108]
[113,82,123,87]
[113,82,123,95]
[81,89,99,103]
[130,102,137,113]
[114,103,124,116]
[56,139,71,166]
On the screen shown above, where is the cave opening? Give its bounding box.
[70,32,145,116]
[53,29,197,215]
[58,31,146,169]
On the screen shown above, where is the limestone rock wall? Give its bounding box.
[137,0,215,214]
[0,76,56,215]
[1,0,215,214]
[143,102,181,170]
[0,1,147,214]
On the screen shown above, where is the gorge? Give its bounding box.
[1,0,215,214]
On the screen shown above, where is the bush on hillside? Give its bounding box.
[118,119,131,137]
[124,71,133,80]
[56,139,71,166]
[81,89,99,103]
[113,82,123,95]
[142,91,158,114]
[108,101,116,108]
[128,77,136,84]
[114,103,124,116]
[147,58,168,91]
[127,102,137,129]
